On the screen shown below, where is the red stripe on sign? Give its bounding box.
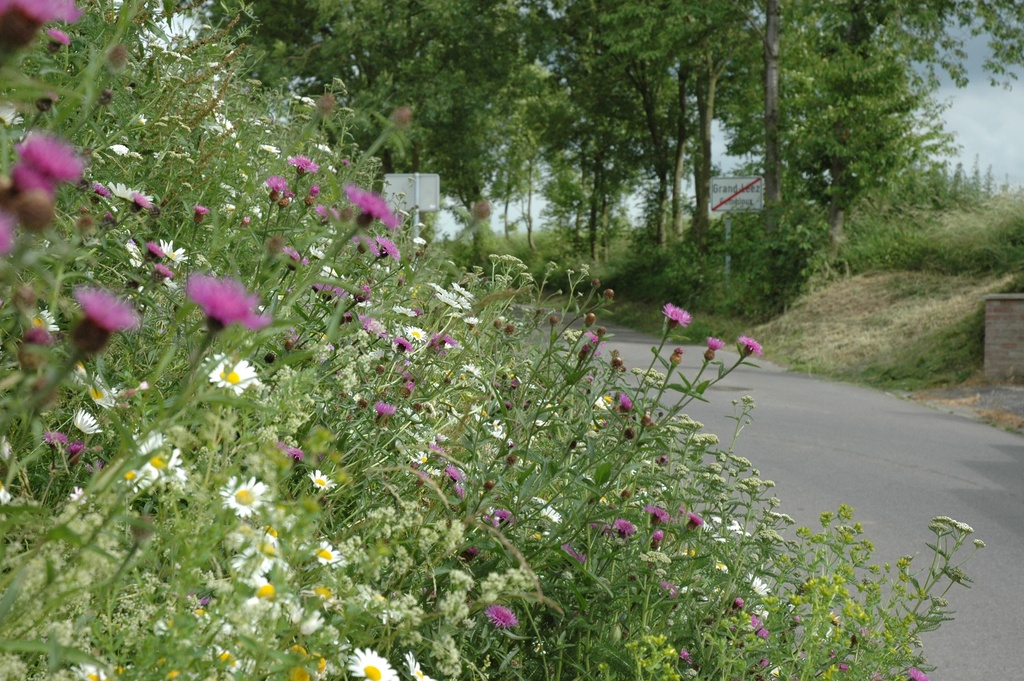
[712,177,762,211]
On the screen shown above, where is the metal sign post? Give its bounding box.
[383,173,441,239]
[710,176,763,283]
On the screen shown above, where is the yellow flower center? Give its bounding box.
[314,477,326,487]
[256,583,275,600]
[150,455,167,470]
[90,387,105,401]
[313,586,332,599]
[125,471,137,481]
[167,671,181,680]
[87,675,99,681]
[316,549,333,561]
[32,317,44,328]
[218,651,234,663]
[365,665,383,681]
[221,370,241,385]
[264,526,278,537]
[235,489,254,505]
[289,668,310,681]
[318,657,327,674]
[258,541,276,555]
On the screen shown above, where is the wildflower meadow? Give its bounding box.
[0,2,983,680]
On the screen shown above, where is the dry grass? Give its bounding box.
[756,271,1014,376]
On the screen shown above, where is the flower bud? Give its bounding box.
[603,288,615,300]
[584,312,596,326]
[548,314,559,326]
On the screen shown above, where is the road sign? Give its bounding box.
[711,176,763,212]
[383,173,441,213]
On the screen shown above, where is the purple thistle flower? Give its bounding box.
[131,192,152,210]
[359,314,388,339]
[288,155,319,175]
[23,325,52,346]
[46,28,70,45]
[484,604,518,629]
[194,204,209,223]
[394,336,413,353]
[908,670,930,681]
[44,431,68,447]
[374,236,400,261]
[738,335,763,358]
[454,483,465,499]
[679,650,692,665]
[154,263,174,279]
[662,302,692,328]
[307,184,320,198]
[617,392,633,413]
[11,133,84,195]
[651,529,664,549]
[685,512,704,530]
[612,518,636,538]
[374,401,396,417]
[643,505,671,525]
[561,543,586,563]
[428,333,458,354]
[92,183,111,197]
[660,580,679,598]
[276,441,305,461]
[185,274,271,332]
[72,287,140,354]
[345,184,399,230]
[145,241,165,259]
[707,337,725,351]
[265,175,289,193]
[492,509,514,526]
[445,464,465,483]
[67,440,85,456]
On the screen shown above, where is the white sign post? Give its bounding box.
[383,173,441,239]
[710,176,763,282]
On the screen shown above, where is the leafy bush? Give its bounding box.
[0,3,980,681]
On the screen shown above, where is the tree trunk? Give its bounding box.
[692,59,717,253]
[827,194,844,258]
[673,66,689,238]
[526,160,535,252]
[503,196,511,239]
[763,0,782,232]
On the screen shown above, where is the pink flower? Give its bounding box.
[707,337,725,351]
[484,604,518,629]
[45,28,69,45]
[92,183,111,197]
[561,543,586,563]
[662,302,692,328]
[154,263,174,279]
[612,518,636,538]
[643,505,670,525]
[185,274,271,332]
[737,335,763,357]
[374,236,400,261]
[145,241,165,259]
[265,175,289,193]
[345,184,399,230]
[374,401,396,418]
[617,392,633,413]
[0,0,82,49]
[131,192,152,210]
[11,134,83,195]
[74,288,140,332]
[908,670,929,681]
[685,512,704,530]
[194,205,209,223]
[72,287,140,354]
[287,155,319,175]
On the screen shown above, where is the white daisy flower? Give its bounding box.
[462,315,480,325]
[308,470,335,491]
[405,652,436,681]
[220,475,269,518]
[208,355,261,396]
[89,380,118,409]
[125,239,144,266]
[259,144,280,154]
[404,326,428,343]
[0,102,23,127]
[348,648,398,681]
[31,309,59,332]
[750,575,771,597]
[141,448,189,488]
[109,144,130,156]
[534,497,562,524]
[0,481,11,505]
[412,236,427,246]
[136,114,147,125]
[299,610,325,635]
[135,431,165,456]
[73,409,102,435]
[314,540,344,566]
[68,486,86,503]
[159,239,188,264]
[72,663,109,681]
[1,437,12,460]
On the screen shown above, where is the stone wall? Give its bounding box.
[983,294,1024,383]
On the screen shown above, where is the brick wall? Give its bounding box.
[984,294,1024,383]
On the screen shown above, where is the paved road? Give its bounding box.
[603,324,1023,680]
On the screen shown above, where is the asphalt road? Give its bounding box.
[602,324,1023,679]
